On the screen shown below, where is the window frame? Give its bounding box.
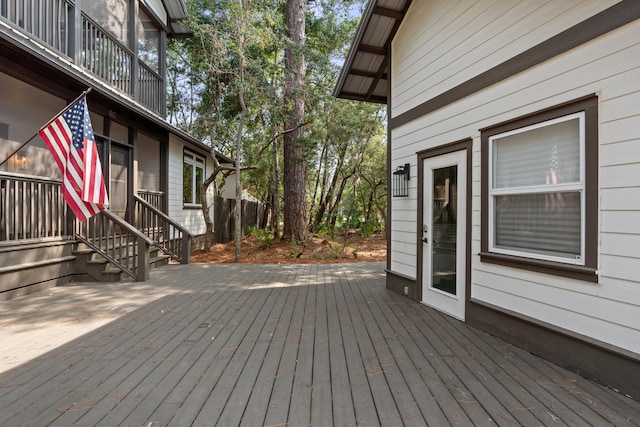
[183,151,205,208]
[480,95,598,282]
[488,112,586,265]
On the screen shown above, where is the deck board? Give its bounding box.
[343,268,405,426]
[324,271,357,427]
[1,262,639,426]
[332,268,380,427]
[238,274,297,427]
[262,269,309,427]
[310,272,333,427]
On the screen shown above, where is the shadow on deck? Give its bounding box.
[0,262,639,426]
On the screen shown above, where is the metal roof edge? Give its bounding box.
[333,0,378,98]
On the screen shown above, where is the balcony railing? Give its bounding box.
[138,60,163,113]
[81,13,133,95]
[0,0,72,56]
[1,0,164,114]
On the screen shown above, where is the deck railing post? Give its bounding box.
[137,237,150,281]
[181,232,191,264]
[70,0,82,64]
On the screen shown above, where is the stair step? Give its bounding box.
[151,254,171,263]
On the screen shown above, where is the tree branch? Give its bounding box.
[258,122,308,158]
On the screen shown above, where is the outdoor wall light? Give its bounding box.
[10,151,29,170]
[392,163,410,197]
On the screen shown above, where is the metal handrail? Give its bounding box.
[134,195,191,264]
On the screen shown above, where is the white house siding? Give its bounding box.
[390,1,640,354]
[391,0,621,117]
[167,135,215,236]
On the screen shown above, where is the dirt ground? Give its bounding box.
[190,231,387,264]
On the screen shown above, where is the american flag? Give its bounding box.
[39,96,109,221]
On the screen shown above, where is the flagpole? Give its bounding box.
[0,88,93,168]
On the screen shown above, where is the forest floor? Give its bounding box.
[190,230,387,264]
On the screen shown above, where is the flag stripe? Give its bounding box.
[40,122,68,172]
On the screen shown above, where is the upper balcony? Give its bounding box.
[0,0,181,116]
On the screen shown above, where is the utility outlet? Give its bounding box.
[403,286,409,295]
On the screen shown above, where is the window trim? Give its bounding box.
[183,150,205,208]
[480,95,598,283]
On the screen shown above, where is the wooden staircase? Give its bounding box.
[72,241,171,282]
[71,197,192,283]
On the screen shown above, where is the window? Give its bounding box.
[184,152,205,206]
[480,96,598,282]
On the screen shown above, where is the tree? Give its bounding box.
[282,0,307,242]
[168,0,279,255]
[167,0,387,253]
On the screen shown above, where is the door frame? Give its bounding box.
[417,139,473,319]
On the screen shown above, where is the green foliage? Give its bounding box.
[328,240,347,258]
[168,0,387,238]
[248,226,274,249]
[283,240,305,259]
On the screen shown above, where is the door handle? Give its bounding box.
[422,237,429,243]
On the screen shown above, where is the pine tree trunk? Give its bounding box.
[282,0,307,242]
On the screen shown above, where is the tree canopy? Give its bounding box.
[167,0,387,246]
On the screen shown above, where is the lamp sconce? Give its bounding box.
[10,150,29,170]
[392,163,410,197]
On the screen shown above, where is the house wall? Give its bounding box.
[167,134,215,235]
[390,0,639,356]
[392,0,620,117]
[0,72,64,178]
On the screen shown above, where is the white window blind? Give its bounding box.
[489,113,585,264]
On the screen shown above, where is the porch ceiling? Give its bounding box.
[333,0,411,104]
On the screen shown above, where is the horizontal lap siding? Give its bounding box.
[390,1,640,354]
[391,0,621,117]
[167,136,213,236]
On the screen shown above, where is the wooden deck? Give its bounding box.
[1,262,639,426]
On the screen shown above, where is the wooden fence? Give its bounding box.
[214,196,267,243]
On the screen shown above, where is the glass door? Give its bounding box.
[422,150,467,320]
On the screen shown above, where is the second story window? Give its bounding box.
[138,8,160,72]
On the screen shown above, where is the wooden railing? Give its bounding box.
[81,13,133,95]
[137,60,163,113]
[0,173,70,242]
[134,195,191,264]
[137,189,164,211]
[0,0,73,55]
[73,209,153,281]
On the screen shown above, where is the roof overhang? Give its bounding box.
[161,0,191,37]
[333,0,411,104]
